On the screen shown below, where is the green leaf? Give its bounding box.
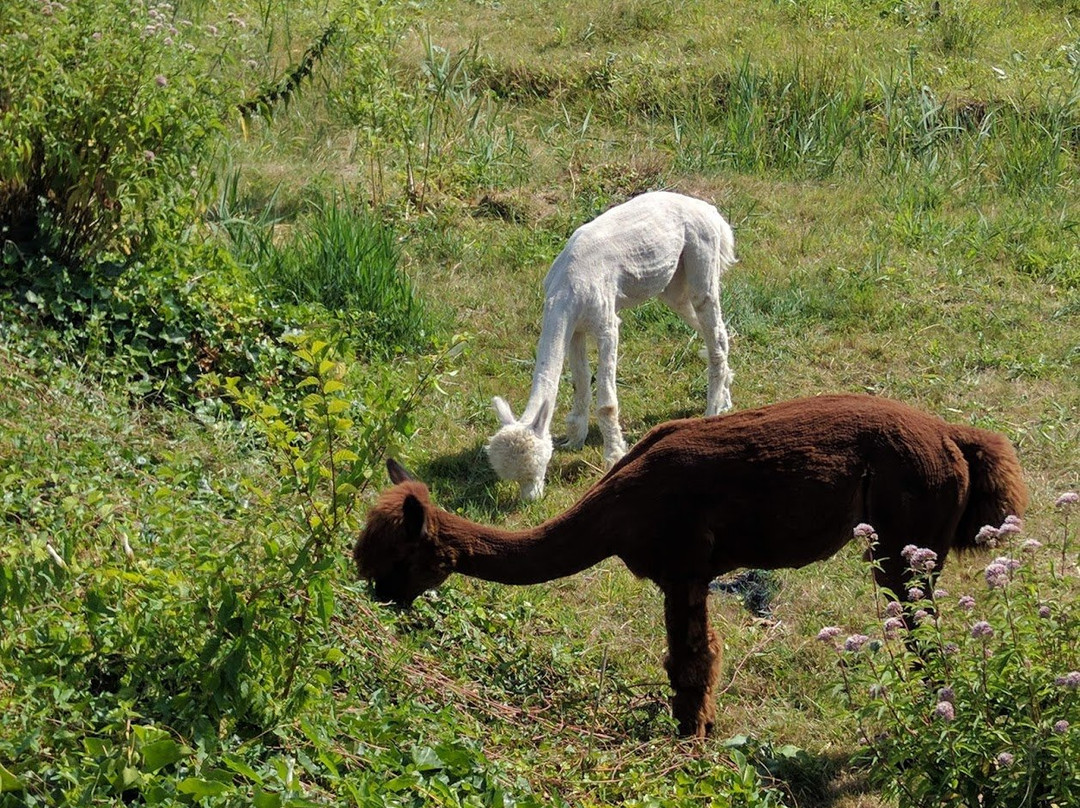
[83,737,114,757]
[253,788,283,808]
[140,739,186,772]
[411,746,444,772]
[178,777,229,797]
[222,754,262,783]
[326,398,350,415]
[312,578,334,626]
[0,762,24,793]
[323,379,347,394]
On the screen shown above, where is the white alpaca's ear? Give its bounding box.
[492,396,517,426]
[387,458,416,484]
[529,399,551,437]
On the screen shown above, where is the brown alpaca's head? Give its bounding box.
[353,459,454,607]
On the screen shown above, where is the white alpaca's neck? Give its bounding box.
[518,302,575,432]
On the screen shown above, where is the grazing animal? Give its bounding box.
[487,190,737,501]
[355,394,1028,738]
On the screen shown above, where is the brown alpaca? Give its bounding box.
[353,394,1028,738]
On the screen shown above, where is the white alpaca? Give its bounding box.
[486,191,737,501]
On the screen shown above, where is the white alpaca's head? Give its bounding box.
[485,397,553,501]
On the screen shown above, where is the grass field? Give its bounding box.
[236,1,1079,802]
[2,0,1078,805]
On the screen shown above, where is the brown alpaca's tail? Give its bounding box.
[948,424,1029,549]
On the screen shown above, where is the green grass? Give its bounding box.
[3,0,1080,805]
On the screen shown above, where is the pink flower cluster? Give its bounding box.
[975,514,1024,548]
[934,701,955,721]
[984,556,1020,588]
[142,4,180,40]
[883,617,906,638]
[1054,671,1080,690]
[844,634,870,652]
[816,626,843,643]
[902,544,938,572]
[1055,491,1079,508]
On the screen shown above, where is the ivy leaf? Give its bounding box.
[177,777,228,797]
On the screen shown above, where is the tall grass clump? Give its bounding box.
[330,23,527,208]
[219,194,435,358]
[667,53,1077,196]
[821,495,1080,807]
[671,59,870,178]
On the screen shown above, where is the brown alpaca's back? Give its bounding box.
[576,394,1026,593]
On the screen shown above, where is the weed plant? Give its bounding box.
[217,192,435,359]
[821,498,1080,806]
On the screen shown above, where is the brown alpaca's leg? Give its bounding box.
[663,582,722,738]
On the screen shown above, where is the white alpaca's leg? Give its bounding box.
[562,330,590,449]
[595,321,627,468]
[693,297,733,416]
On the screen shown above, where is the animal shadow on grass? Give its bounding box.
[419,444,510,514]
[420,405,708,515]
[759,747,880,808]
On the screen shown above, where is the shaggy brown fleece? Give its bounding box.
[354,394,1028,737]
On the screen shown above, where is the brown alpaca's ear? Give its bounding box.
[386,458,416,484]
[401,493,428,542]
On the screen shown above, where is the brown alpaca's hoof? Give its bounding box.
[672,693,714,738]
[676,718,711,739]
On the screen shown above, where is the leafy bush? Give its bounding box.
[0,0,274,403]
[822,497,1080,807]
[0,334,472,804]
[0,0,419,404]
[1,240,286,403]
[0,0,238,263]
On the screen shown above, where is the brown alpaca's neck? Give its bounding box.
[434,507,616,585]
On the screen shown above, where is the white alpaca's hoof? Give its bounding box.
[603,442,628,470]
[560,414,588,449]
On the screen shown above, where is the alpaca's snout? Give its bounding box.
[370,578,417,609]
[367,565,418,608]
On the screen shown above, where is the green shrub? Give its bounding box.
[0,0,239,264]
[1,238,285,404]
[822,497,1080,807]
[0,0,275,403]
